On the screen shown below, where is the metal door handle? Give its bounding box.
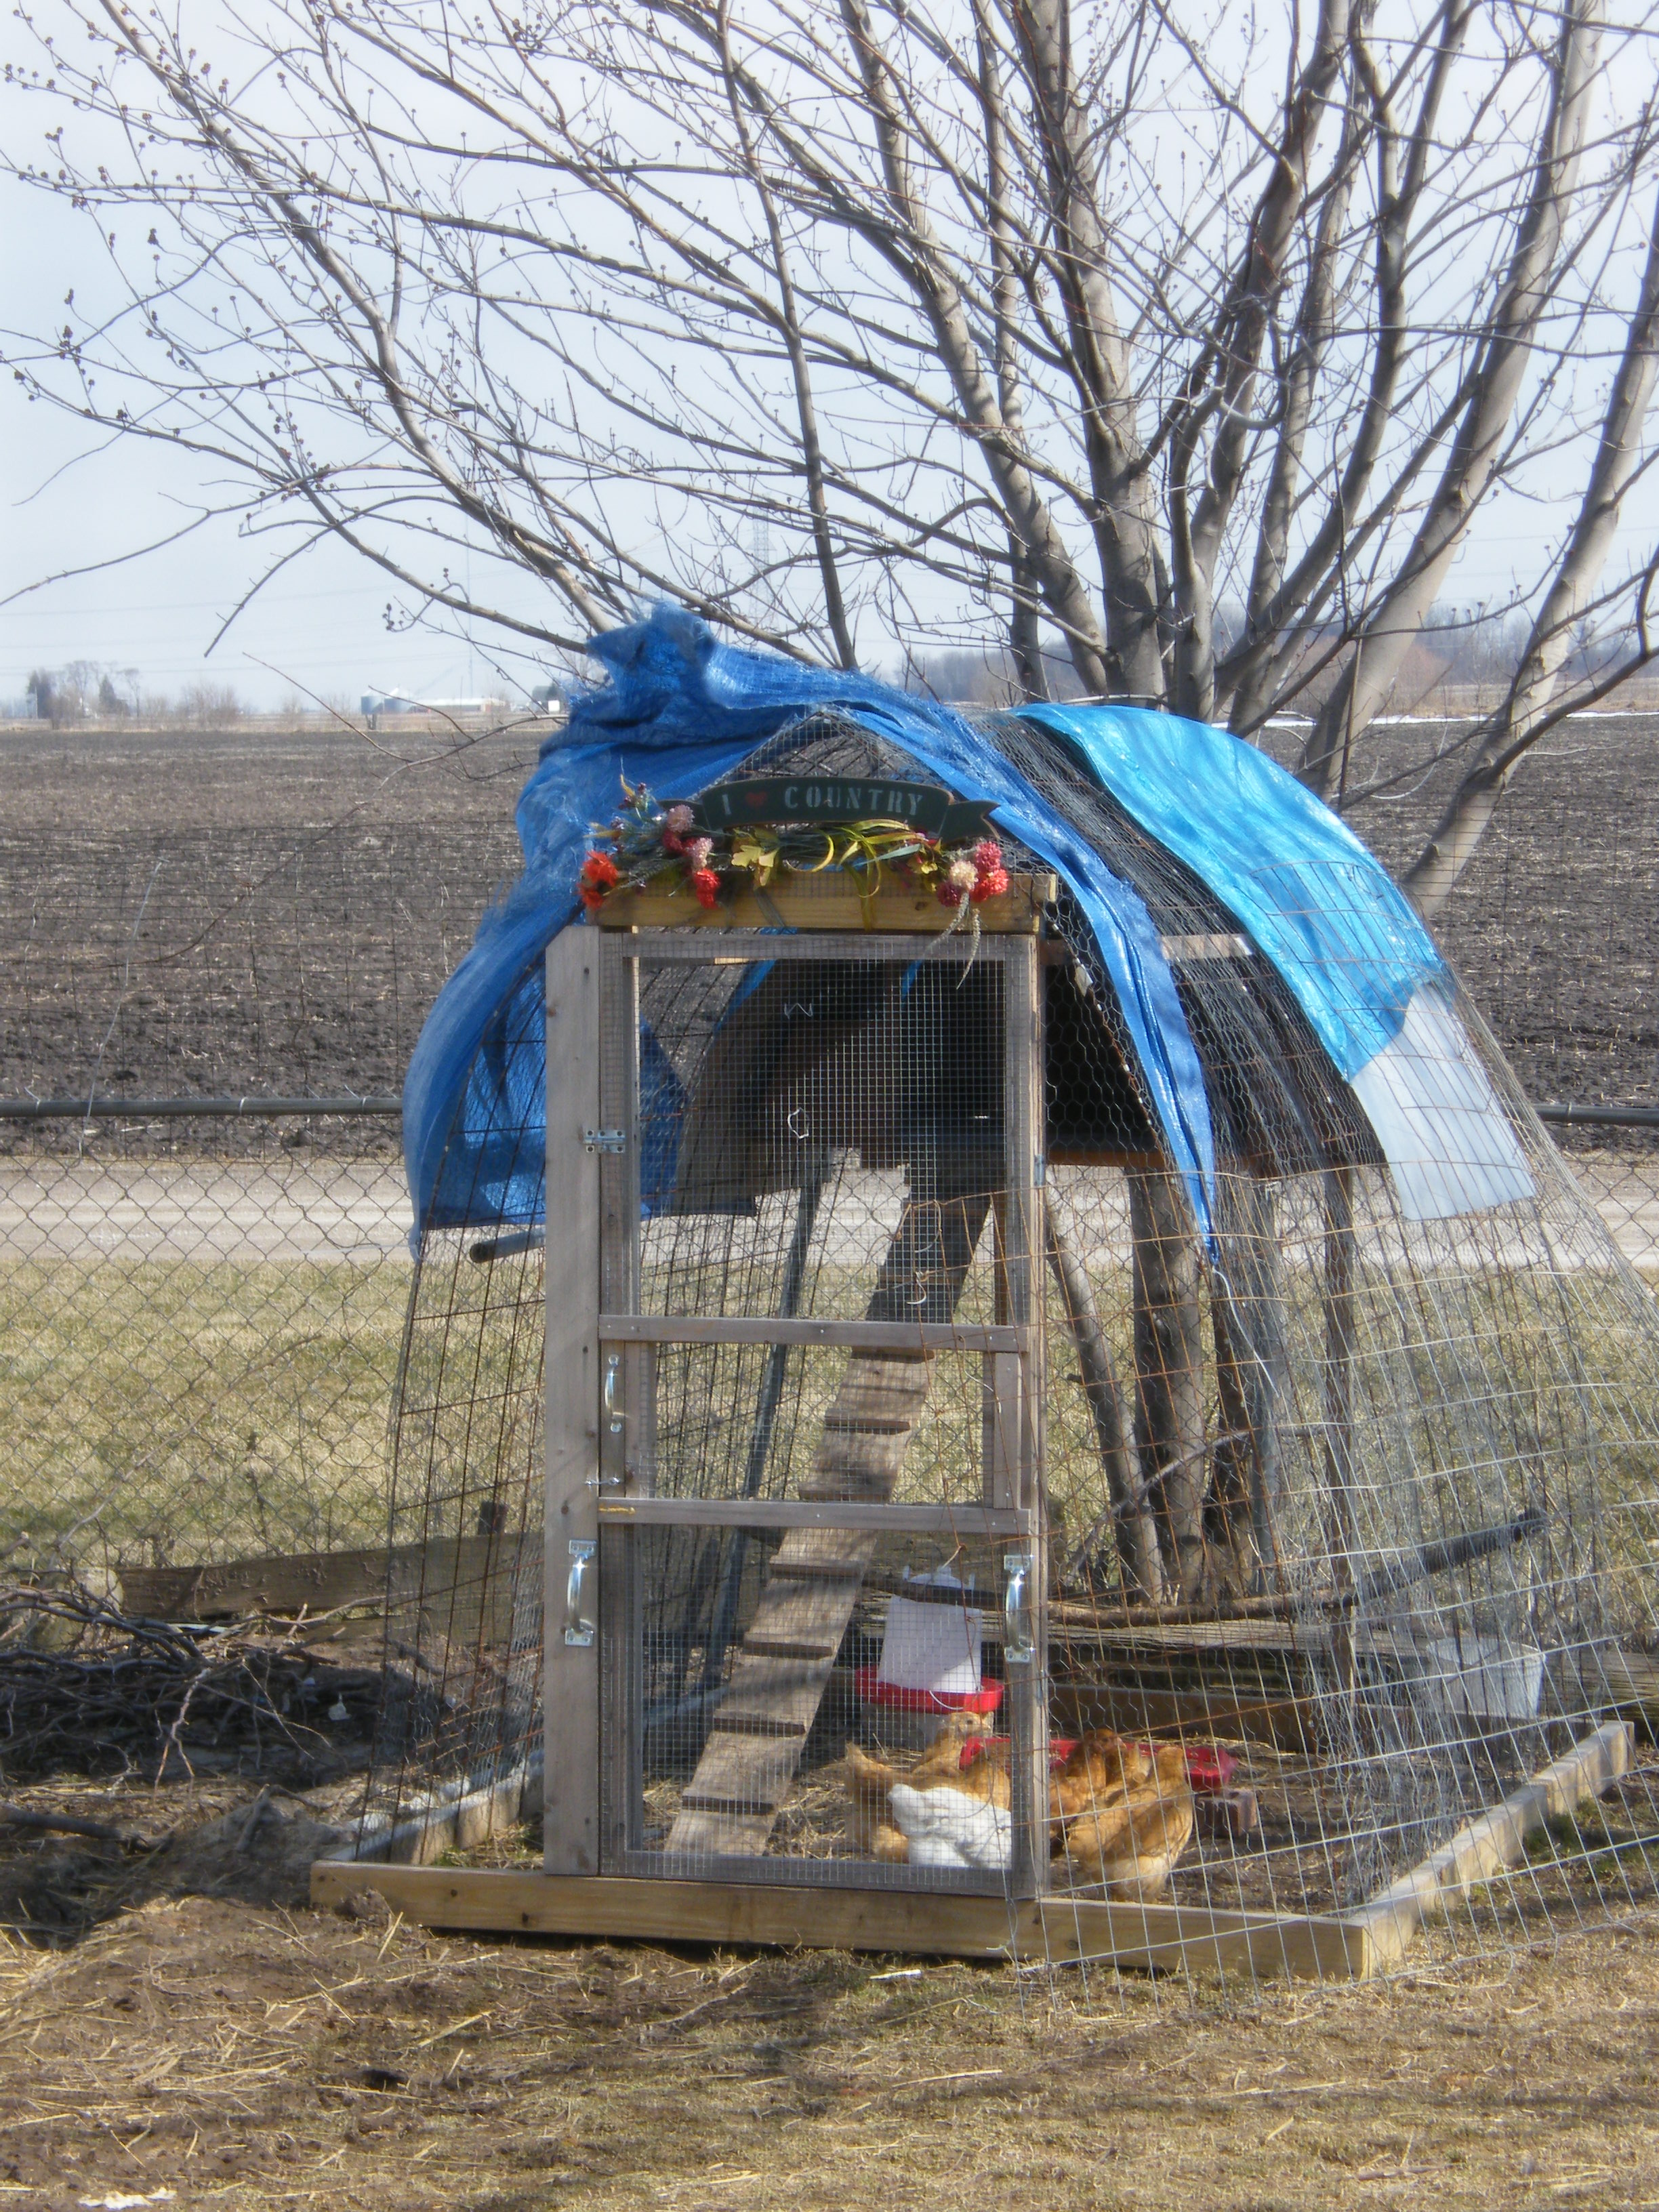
[565,1538,596,1647]
[1003,1549,1033,1664]
[603,1351,625,1435]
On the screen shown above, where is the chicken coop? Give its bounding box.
[313,610,1659,1985]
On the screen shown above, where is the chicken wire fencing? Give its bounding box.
[357,710,1659,1990]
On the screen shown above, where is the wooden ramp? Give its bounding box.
[666,1353,931,1855]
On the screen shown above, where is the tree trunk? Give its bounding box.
[1044,1195,1162,1603]
[1299,0,1601,798]
[1128,1168,1209,1603]
[1405,176,1659,916]
[1208,1175,1289,1597]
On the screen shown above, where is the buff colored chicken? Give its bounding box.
[1052,1735,1195,1898]
[844,1717,1195,1897]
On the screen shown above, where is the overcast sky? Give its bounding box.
[3,8,1656,716]
[0,105,536,714]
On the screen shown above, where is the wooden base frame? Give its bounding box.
[310,1860,1370,1980]
[310,1723,1630,1981]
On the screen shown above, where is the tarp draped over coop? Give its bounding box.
[1022,703,1534,1221]
[403,602,1528,1241]
[403,605,1213,1238]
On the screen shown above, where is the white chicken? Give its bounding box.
[888,1780,1012,1870]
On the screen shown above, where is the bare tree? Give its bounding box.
[4,0,1658,910]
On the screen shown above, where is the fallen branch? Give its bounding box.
[0,1800,129,1843]
[0,1582,434,1782]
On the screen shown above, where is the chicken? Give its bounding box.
[842,1740,911,1861]
[1048,1732,1154,1822]
[843,1710,1001,1862]
[888,1781,1011,1870]
[845,1718,1197,1896]
[1054,1736,1195,1898]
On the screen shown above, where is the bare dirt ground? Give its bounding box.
[0,1774,1657,2212]
[0,720,539,1113]
[1,705,1656,1112]
[1336,706,1659,1113]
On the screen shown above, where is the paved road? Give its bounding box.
[1,1156,1651,1273]
[0,1160,414,1265]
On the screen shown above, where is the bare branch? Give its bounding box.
[1405,178,1659,914]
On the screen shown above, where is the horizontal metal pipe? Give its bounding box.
[3,1096,1651,1133]
[468,1228,546,1264]
[1536,1103,1659,1130]
[0,1094,402,1120]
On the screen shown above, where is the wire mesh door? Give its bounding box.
[550,922,1048,1895]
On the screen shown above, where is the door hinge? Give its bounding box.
[583,1127,626,1154]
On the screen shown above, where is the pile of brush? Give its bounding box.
[0,1582,405,1781]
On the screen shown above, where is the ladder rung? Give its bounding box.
[678,1792,785,1816]
[709,1711,809,1738]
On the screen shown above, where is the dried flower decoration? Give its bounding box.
[577,779,1007,926]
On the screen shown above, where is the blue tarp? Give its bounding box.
[403,606,1217,1240]
[1016,703,1445,1080]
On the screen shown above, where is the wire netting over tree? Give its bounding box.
[365,695,1659,1986]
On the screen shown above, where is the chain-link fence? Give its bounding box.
[1,718,534,1592]
[1538,1107,1659,1279]
[0,1101,409,1586]
[1,1093,1652,1595]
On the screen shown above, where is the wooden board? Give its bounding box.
[598,1313,1024,1352]
[594,874,1054,935]
[119,1534,534,1644]
[544,927,602,1877]
[309,1860,1372,1981]
[326,1759,541,1868]
[1350,1720,1633,1967]
[599,1499,1031,1536]
[1051,1681,1320,1755]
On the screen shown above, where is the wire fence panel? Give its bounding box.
[0,724,533,1590]
[1540,1126,1659,1280]
[0,1113,410,1583]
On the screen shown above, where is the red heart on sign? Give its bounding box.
[744,789,766,808]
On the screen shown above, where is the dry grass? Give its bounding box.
[0,1852,1655,2211]
[0,1253,408,1568]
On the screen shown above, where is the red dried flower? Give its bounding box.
[661,830,687,856]
[690,867,721,909]
[936,880,966,907]
[579,850,620,890]
[970,865,1010,903]
[972,839,1003,872]
[579,884,607,912]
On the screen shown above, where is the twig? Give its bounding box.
[0,1801,129,1843]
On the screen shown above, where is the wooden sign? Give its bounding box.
[687,777,992,842]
